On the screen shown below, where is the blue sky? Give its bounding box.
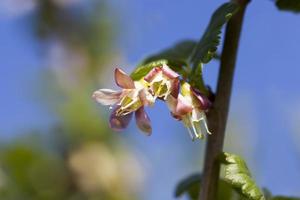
[1,0,300,199]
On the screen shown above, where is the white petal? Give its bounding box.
[92,89,122,106]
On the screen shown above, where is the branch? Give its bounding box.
[199,0,250,200]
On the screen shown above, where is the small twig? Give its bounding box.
[199,0,250,200]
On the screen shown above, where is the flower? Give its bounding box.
[144,64,180,100]
[93,64,212,140]
[93,68,153,135]
[166,82,212,140]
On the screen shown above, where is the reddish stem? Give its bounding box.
[199,0,250,199]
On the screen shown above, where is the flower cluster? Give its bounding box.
[92,64,211,140]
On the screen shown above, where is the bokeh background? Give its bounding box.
[1,0,300,199]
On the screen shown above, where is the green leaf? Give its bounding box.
[131,3,238,93]
[188,2,238,93]
[174,173,233,200]
[140,40,197,67]
[190,2,239,65]
[220,152,265,200]
[130,59,168,81]
[131,40,197,81]
[276,0,300,13]
[175,171,300,200]
[189,63,208,94]
[175,173,201,200]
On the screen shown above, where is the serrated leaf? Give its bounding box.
[190,2,239,65]
[175,173,233,200]
[276,0,300,13]
[220,152,265,200]
[175,171,300,200]
[188,2,238,93]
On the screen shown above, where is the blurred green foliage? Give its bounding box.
[0,0,142,199]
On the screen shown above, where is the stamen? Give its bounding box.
[183,115,203,141]
[198,113,212,135]
[201,118,212,135]
[190,116,203,140]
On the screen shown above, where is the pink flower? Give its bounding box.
[166,82,212,140]
[93,68,153,135]
[144,64,180,100]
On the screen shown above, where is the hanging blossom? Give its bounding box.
[166,82,212,140]
[93,64,212,140]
